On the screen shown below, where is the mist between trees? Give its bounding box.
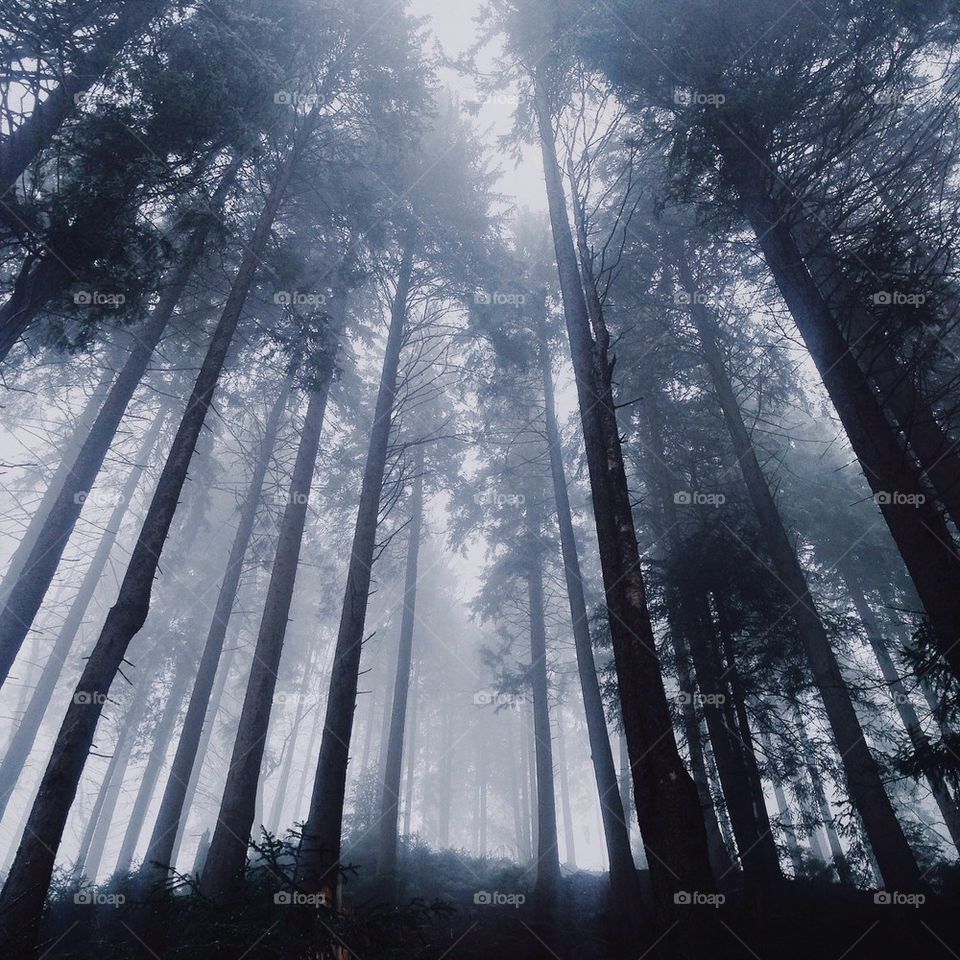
[0,2,959,959]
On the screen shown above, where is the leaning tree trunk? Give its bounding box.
[537,320,644,908]
[679,247,922,890]
[376,446,424,894]
[714,128,960,687]
[142,375,293,882]
[533,73,714,939]
[201,351,337,901]
[838,560,960,855]
[0,0,169,198]
[525,498,562,905]
[0,256,74,363]
[0,362,116,606]
[297,224,417,898]
[0,158,241,687]
[0,143,300,952]
[0,412,165,822]
[762,732,804,875]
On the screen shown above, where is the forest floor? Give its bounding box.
[31,839,960,959]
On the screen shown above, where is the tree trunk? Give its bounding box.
[0,158,241,686]
[533,73,714,935]
[715,129,960,686]
[113,661,192,874]
[401,661,418,839]
[0,413,164,822]
[297,223,417,896]
[142,375,292,881]
[0,145,299,951]
[201,356,336,900]
[0,0,169,197]
[376,447,424,892]
[679,248,921,890]
[554,709,576,869]
[537,320,642,905]
[762,732,804,875]
[526,500,561,903]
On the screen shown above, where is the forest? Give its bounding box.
[0,0,959,957]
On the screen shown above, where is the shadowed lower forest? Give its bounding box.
[1,1,960,957]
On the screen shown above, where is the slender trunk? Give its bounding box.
[0,363,115,605]
[679,248,921,890]
[297,224,417,895]
[267,651,315,834]
[526,501,561,903]
[554,710,576,869]
[401,663,418,838]
[376,448,424,891]
[537,321,641,905]
[438,703,453,848]
[509,718,525,860]
[113,662,192,874]
[202,357,336,900]
[762,733,804,875]
[839,561,960,854]
[0,0,169,197]
[533,74,713,933]
[0,414,163,822]
[0,158,241,686]
[0,146,299,950]
[715,129,960,686]
[143,376,292,880]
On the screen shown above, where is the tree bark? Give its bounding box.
[679,246,922,890]
[0,143,299,951]
[533,73,714,936]
[525,500,561,904]
[376,446,424,892]
[554,709,577,869]
[297,223,417,897]
[142,375,292,882]
[0,158,241,687]
[0,413,164,823]
[536,320,643,905]
[201,359,335,900]
[714,128,960,687]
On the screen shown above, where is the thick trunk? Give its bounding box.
[716,130,960,686]
[0,159,240,687]
[0,149,297,951]
[537,321,642,904]
[0,414,163,822]
[297,225,416,895]
[0,256,72,363]
[526,503,561,902]
[201,367,334,900]
[534,75,713,935]
[143,376,292,881]
[680,250,921,890]
[376,448,424,891]
[0,0,169,197]
[839,561,960,855]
